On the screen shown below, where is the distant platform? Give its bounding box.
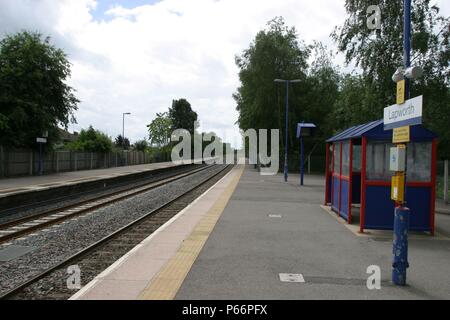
[71,165,450,300]
[0,160,223,211]
[0,161,179,198]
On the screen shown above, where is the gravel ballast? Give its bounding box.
[0,164,227,296]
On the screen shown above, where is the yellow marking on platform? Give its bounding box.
[319,205,450,241]
[139,165,244,300]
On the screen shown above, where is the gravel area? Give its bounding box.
[0,164,226,296]
[0,164,200,225]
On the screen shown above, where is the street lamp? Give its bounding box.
[274,79,301,182]
[122,112,131,150]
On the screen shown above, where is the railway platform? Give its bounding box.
[0,161,180,196]
[70,164,450,300]
[0,161,205,211]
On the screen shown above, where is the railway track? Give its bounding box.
[0,164,211,244]
[1,164,233,300]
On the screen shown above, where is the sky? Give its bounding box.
[0,0,449,148]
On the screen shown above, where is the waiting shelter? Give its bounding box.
[324,120,437,234]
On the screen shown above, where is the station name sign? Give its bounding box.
[384,95,423,130]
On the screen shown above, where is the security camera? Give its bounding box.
[404,66,423,80]
[392,67,405,83]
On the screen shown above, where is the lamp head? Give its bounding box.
[404,66,423,80]
[392,67,405,83]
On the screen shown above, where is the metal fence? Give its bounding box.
[0,147,171,178]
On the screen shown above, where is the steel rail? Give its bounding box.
[0,164,211,243]
[0,164,231,300]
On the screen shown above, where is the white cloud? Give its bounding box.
[1,0,448,147]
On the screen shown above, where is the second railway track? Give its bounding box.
[0,164,211,243]
[0,164,233,300]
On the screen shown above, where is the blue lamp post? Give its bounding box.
[391,0,422,286]
[391,0,412,286]
[274,79,301,182]
[297,122,316,186]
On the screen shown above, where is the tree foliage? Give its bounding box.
[67,126,113,153]
[168,99,198,134]
[234,17,309,134]
[332,0,450,157]
[233,17,339,158]
[0,31,79,149]
[147,112,172,146]
[133,139,148,152]
[114,134,130,150]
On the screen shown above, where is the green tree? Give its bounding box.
[332,0,450,157]
[114,134,130,150]
[234,17,341,166]
[304,41,341,140]
[234,17,309,137]
[168,99,198,134]
[0,31,79,148]
[331,74,367,130]
[147,112,172,146]
[68,126,113,153]
[133,139,148,152]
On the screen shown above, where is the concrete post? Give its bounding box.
[300,137,304,186]
[115,152,118,167]
[29,150,33,175]
[74,153,78,171]
[56,151,59,173]
[0,146,4,177]
[308,155,311,174]
[90,152,93,170]
[444,160,449,204]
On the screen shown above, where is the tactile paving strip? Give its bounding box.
[138,165,244,300]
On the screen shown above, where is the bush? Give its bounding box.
[67,126,113,153]
[133,139,149,152]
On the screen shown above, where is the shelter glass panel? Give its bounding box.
[333,143,340,174]
[342,141,350,176]
[366,141,394,181]
[328,144,333,172]
[407,142,432,182]
[353,145,362,172]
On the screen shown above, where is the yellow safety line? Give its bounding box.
[139,165,245,300]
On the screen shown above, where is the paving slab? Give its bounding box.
[70,165,244,300]
[176,166,450,300]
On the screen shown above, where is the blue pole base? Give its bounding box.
[392,206,410,286]
[284,160,288,182]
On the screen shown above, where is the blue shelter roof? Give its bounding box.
[326,119,436,142]
[297,123,316,138]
